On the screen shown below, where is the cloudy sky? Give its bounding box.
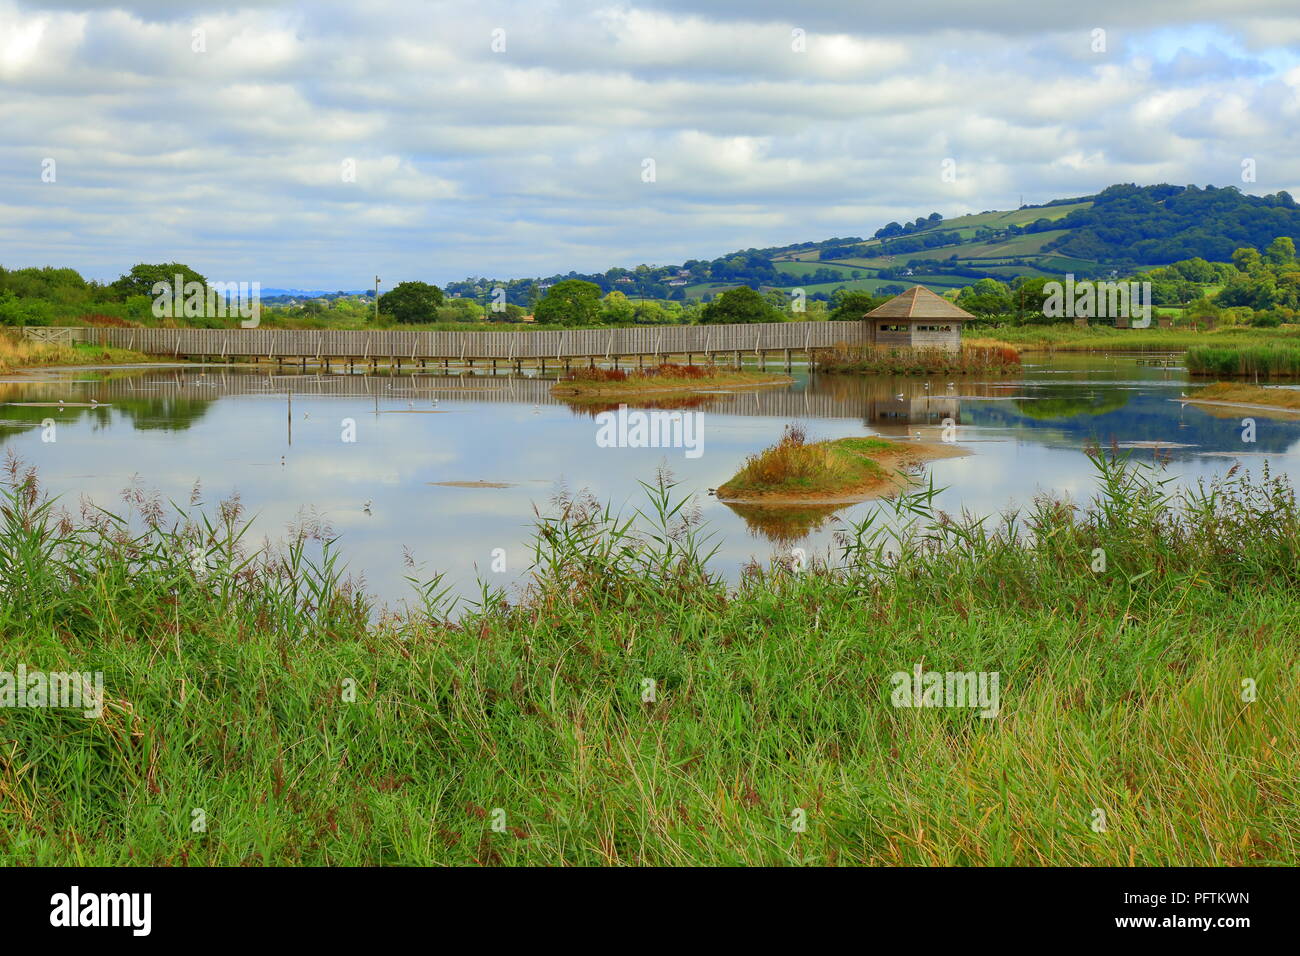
[3,0,1300,289]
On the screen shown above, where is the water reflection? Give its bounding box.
[3,355,1298,602]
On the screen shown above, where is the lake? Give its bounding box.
[5,353,1298,609]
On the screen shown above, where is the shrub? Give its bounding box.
[564,366,628,383]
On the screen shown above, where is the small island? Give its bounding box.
[716,425,968,504]
[551,362,792,398]
[1182,382,1300,417]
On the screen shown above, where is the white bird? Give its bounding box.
[895,393,904,401]
[58,399,64,406]
[363,499,372,515]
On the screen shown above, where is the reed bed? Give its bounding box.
[0,333,151,372]
[0,448,1296,865]
[817,342,1020,375]
[995,324,1300,352]
[1186,345,1300,379]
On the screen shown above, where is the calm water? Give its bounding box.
[5,354,1298,607]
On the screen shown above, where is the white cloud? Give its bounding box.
[1,0,1298,286]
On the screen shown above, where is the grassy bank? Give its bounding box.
[995,323,1300,352]
[552,362,791,397]
[816,342,1020,375]
[1190,382,1300,412]
[0,451,1297,865]
[0,336,154,373]
[1186,345,1300,379]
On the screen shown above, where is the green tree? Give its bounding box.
[534,279,603,326]
[378,281,444,324]
[112,263,208,299]
[1265,236,1296,266]
[828,290,888,321]
[1231,247,1263,273]
[699,286,776,324]
[438,298,484,322]
[600,290,636,324]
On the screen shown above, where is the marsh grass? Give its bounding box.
[0,447,1297,865]
[1000,324,1300,352]
[0,334,152,372]
[817,343,1020,375]
[1187,346,1300,379]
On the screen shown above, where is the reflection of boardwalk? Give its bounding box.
[80,370,874,420]
[24,368,999,426]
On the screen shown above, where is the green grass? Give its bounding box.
[848,202,1095,256]
[850,230,1069,265]
[0,448,1297,865]
[1187,345,1300,379]
[773,261,870,280]
[993,324,1300,351]
[0,337,155,372]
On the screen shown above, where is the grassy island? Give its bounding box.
[1186,382,1300,416]
[715,425,967,503]
[551,362,792,398]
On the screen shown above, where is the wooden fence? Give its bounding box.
[44,321,870,365]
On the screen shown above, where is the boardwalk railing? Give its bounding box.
[47,321,869,364]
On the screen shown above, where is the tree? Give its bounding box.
[699,286,776,324]
[600,290,635,324]
[438,298,484,322]
[112,263,208,299]
[828,290,888,321]
[378,281,444,323]
[1232,247,1263,273]
[1265,236,1296,266]
[958,278,1013,317]
[534,279,602,326]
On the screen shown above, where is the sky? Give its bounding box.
[2,0,1300,289]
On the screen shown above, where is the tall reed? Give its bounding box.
[0,449,1295,865]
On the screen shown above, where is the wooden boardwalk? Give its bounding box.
[59,321,867,371]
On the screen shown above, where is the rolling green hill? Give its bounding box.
[438,183,1300,306]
